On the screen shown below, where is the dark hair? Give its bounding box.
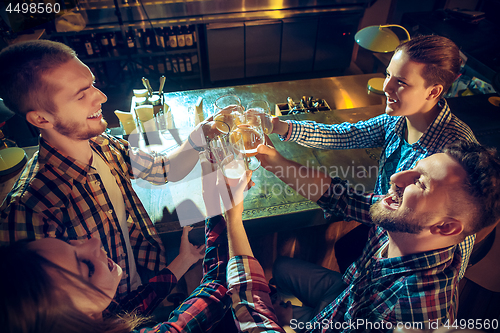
[445,141,500,234]
[0,241,144,333]
[395,35,462,97]
[0,40,76,116]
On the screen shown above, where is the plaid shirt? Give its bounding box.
[0,133,168,300]
[228,255,286,333]
[107,267,177,317]
[282,99,477,279]
[311,178,462,332]
[137,215,231,333]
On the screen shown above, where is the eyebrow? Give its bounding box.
[73,74,96,97]
[414,162,431,187]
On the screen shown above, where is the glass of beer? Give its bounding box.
[209,130,247,184]
[213,94,243,131]
[204,120,231,164]
[229,112,264,170]
[246,100,273,135]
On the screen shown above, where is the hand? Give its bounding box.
[223,170,254,218]
[271,117,289,136]
[272,297,294,327]
[256,144,288,174]
[178,226,205,265]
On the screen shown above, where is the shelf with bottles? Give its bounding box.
[49,24,199,62]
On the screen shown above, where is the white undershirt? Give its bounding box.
[92,151,142,291]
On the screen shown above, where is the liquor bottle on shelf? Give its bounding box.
[192,25,197,46]
[108,32,119,57]
[143,28,152,49]
[126,28,136,53]
[155,28,166,49]
[135,28,144,50]
[185,54,192,72]
[184,25,194,47]
[84,34,94,58]
[178,56,186,73]
[177,25,185,48]
[171,57,179,74]
[99,33,110,56]
[157,57,165,75]
[91,33,101,57]
[191,53,199,71]
[165,57,173,74]
[168,26,177,49]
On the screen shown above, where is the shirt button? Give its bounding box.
[95,181,101,186]
[107,209,113,214]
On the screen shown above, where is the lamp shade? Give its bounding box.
[355,26,400,53]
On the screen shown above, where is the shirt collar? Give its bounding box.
[347,227,458,281]
[38,136,107,183]
[393,98,451,149]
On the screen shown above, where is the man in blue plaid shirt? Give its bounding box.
[257,140,500,331]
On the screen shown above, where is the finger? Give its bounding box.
[182,226,193,238]
[256,144,272,155]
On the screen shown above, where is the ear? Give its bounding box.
[429,218,464,236]
[25,110,54,130]
[427,84,443,101]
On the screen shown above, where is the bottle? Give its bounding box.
[143,28,152,49]
[184,25,193,47]
[178,56,186,73]
[108,32,119,56]
[91,33,101,57]
[135,28,143,50]
[171,57,179,74]
[192,25,197,46]
[176,25,185,48]
[168,26,177,49]
[191,53,199,71]
[185,54,192,72]
[100,33,110,55]
[157,57,165,74]
[158,28,166,49]
[126,28,135,51]
[165,57,173,73]
[84,34,94,57]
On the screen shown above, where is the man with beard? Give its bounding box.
[0,40,210,303]
[256,141,500,331]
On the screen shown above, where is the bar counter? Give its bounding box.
[128,73,387,243]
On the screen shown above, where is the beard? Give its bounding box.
[53,116,107,141]
[369,199,426,234]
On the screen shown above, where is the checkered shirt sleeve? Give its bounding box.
[228,255,286,333]
[136,215,231,333]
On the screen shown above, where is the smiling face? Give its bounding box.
[28,237,122,317]
[42,57,108,140]
[370,153,468,234]
[383,50,439,118]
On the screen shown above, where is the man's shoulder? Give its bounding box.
[2,154,73,210]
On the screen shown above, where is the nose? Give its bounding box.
[390,169,418,188]
[383,76,393,94]
[78,237,102,256]
[92,86,107,104]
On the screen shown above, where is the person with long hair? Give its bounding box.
[0,212,229,333]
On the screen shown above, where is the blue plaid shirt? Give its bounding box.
[281,99,477,279]
[312,178,462,332]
